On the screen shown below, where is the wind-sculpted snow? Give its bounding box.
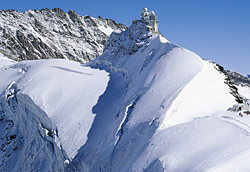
[133,116,250,171]
[0,94,65,171]
[159,60,236,129]
[0,59,109,160]
[1,18,250,171]
[67,21,250,172]
[69,21,205,171]
[0,8,126,62]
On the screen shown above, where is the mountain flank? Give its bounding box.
[0,8,126,62]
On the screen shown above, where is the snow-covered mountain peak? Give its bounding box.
[1,8,250,171]
[67,29,248,171]
[103,20,167,57]
[0,8,126,62]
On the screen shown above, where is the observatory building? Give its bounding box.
[141,8,159,33]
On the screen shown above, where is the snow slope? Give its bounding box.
[0,59,109,159]
[68,21,247,172]
[160,60,235,129]
[135,115,250,172]
[0,94,65,171]
[0,20,249,172]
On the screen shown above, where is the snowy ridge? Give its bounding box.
[0,59,109,160]
[1,17,250,171]
[67,21,250,172]
[0,8,126,62]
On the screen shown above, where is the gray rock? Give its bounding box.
[225,70,250,87]
[0,8,127,62]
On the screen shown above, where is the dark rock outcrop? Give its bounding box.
[225,70,250,87]
[0,8,127,62]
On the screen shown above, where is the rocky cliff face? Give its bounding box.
[225,70,250,87]
[0,8,127,62]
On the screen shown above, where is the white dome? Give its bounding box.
[142,7,148,12]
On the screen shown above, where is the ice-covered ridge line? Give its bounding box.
[69,21,208,170]
[160,60,236,129]
[1,13,249,171]
[69,17,247,170]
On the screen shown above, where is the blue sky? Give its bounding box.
[2,0,250,75]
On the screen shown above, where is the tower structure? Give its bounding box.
[141,8,159,33]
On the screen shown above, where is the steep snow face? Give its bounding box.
[160,60,236,129]
[0,59,109,159]
[68,21,235,171]
[68,21,246,172]
[95,21,204,131]
[0,8,126,62]
[0,19,247,171]
[0,94,65,171]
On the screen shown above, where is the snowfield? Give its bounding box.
[0,20,250,172]
[137,115,250,172]
[0,59,109,159]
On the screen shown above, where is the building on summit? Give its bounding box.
[140,8,159,33]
